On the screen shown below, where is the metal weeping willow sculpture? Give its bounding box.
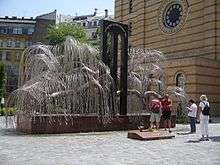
[6,37,187,130]
[7,37,118,122]
[5,24,187,132]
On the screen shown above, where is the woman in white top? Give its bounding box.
[198,95,210,141]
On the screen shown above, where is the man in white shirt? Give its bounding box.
[187,99,197,133]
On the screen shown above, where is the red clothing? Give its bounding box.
[150,99,162,113]
[161,98,172,111]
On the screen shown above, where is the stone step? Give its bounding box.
[127,130,175,140]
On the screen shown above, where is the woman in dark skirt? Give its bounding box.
[161,94,172,133]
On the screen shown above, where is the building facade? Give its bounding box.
[58,9,113,45]
[115,0,220,116]
[0,10,56,95]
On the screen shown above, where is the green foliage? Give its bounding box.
[0,108,17,116]
[47,23,88,45]
[0,63,5,99]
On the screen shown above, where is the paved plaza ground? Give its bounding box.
[0,117,220,165]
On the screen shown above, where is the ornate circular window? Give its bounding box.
[158,0,189,34]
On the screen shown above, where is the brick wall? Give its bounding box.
[115,0,220,116]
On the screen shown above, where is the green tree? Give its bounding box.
[47,23,88,45]
[0,63,5,105]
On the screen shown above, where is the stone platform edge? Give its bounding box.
[16,114,176,134]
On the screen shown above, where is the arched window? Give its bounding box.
[0,51,2,60]
[88,22,92,27]
[176,73,186,89]
[93,21,97,26]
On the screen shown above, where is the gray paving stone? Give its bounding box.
[0,117,220,165]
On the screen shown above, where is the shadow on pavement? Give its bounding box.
[185,139,201,143]
[0,127,115,137]
[209,136,220,142]
[209,118,220,123]
[185,136,220,143]
[177,132,191,135]
[0,128,27,136]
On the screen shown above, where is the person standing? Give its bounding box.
[187,99,197,133]
[199,95,210,141]
[149,97,162,130]
[161,94,172,133]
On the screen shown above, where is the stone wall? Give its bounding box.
[32,10,56,44]
[16,114,176,134]
[217,0,220,61]
[115,0,220,116]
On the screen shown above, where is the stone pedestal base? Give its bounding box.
[16,114,176,134]
[127,130,175,140]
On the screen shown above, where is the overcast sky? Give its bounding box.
[0,0,114,17]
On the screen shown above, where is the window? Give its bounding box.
[163,3,183,28]
[0,51,2,60]
[129,0,133,13]
[18,28,22,34]
[1,41,5,47]
[25,41,32,47]
[28,41,32,46]
[92,32,97,39]
[16,52,21,60]
[7,40,13,47]
[0,27,3,34]
[22,28,28,34]
[7,27,13,34]
[6,52,11,61]
[13,28,17,34]
[82,22,86,27]
[0,40,3,47]
[88,22,92,27]
[176,73,186,89]
[1,51,6,60]
[93,21,97,26]
[0,27,8,34]
[12,27,22,34]
[15,41,21,48]
[28,28,34,35]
